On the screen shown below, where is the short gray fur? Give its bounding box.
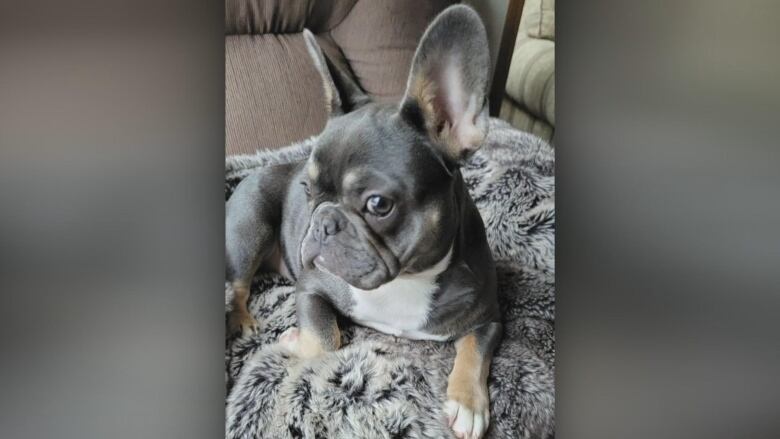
[226,6,500,343]
[225,118,555,438]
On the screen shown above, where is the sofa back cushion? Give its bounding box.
[225,0,359,35]
[522,0,555,41]
[225,0,455,154]
[330,0,454,103]
[226,34,329,155]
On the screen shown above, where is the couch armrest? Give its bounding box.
[505,36,554,126]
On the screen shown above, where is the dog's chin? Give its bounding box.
[313,255,394,290]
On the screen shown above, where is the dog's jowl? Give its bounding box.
[226,6,501,438]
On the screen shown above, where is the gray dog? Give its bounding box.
[226,6,501,438]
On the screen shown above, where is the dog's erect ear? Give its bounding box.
[303,29,370,117]
[399,5,491,162]
[303,29,342,116]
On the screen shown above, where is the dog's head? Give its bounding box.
[299,5,490,290]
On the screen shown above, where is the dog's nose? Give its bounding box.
[322,216,340,236]
[310,203,346,241]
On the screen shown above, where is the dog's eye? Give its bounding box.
[300,181,311,197]
[366,195,393,217]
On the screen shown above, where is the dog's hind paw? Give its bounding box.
[228,311,260,336]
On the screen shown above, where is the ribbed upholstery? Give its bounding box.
[504,37,555,125]
[330,0,453,103]
[226,34,328,155]
[225,0,358,35]
[500,0,555,142]
[500,97,554,140]
[523,0,555,40]
[225,0,455,155]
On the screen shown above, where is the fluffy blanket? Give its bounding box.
[225,119,555,439]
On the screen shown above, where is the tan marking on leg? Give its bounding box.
[445,334,492,438]
[228,282,258,335]
[447,335,490,408]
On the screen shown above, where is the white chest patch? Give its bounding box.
[348,247,453,341]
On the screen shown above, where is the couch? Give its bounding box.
[225,0,456,155]
[499,0,555,142]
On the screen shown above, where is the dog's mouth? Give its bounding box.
[300,206,401,290]
[310,249,398,290]
[301,237,400,290]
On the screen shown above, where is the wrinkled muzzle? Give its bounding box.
[300,202,400,290]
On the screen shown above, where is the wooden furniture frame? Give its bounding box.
[489,0,525,116]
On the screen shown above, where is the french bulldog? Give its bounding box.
[226,6,501,438]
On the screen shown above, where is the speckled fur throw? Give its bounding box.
[225,119,555,438]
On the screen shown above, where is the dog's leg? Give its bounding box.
[226,173,281,335]
[227,281,260,335]
[226,222,273,336]
[279,292,341,359]
[445,322,502,439]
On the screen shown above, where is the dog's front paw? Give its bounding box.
[277,327,328,359]
[444,398,489,439]
[278,327,300,350]
[228,310,260,336]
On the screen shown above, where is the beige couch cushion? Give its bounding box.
[521,0,555,41]
[500,0,555,140]
[500,98,554,141]
[504,37,554,126]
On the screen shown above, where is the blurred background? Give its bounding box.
[1,1,778,438]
